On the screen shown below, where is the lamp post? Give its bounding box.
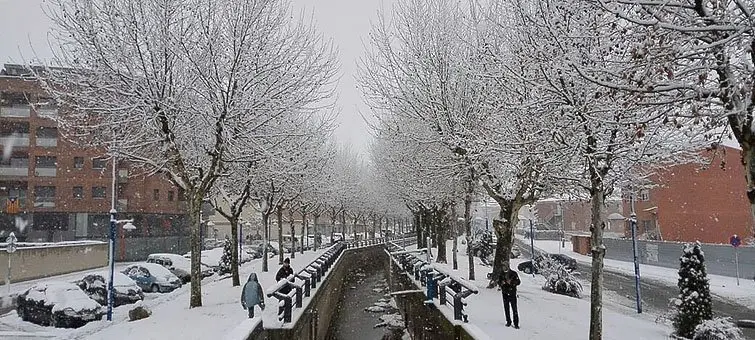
[629,193,642,314]
[484,199,489,231]
[107,215,135,321]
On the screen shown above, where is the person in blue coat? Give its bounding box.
[241,273,265,318]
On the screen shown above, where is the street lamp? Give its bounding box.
[107,213,135,321]
[608,197,642,314]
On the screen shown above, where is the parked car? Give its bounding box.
[75,272,143,307]
[246,240,279,258]
[517,253,578,275]
[147,253,214,282]
[17,282,103,328]
[122,263,182,293]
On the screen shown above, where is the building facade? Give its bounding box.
[0,64,188,249]
[627,145,753,244]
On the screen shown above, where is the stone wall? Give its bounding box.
[0,242,107,282]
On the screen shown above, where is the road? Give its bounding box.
[517,240,755,339]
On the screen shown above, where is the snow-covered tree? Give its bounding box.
[361,0,571,283]
[219,236,233,275]
[674,242,713,339]
[581,0,755,237]
[39,0,337,307]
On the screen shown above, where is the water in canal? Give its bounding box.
[326,267,405,340]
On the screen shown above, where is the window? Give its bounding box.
[92,157,107,170]
[35,156,56,168]
[178,188,186,201]
[153,189,160,201]
[34,186,55,207]
[35,127,57,147]
[74,157,84,169]
[73,186,84,199]
[168,191,174,201]
[639,189,650,201]
[92,186,107,199]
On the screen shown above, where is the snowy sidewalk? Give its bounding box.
[0,247,333,339]
[529,238,755,310]
[406,240,672,340]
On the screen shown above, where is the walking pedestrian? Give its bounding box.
[275,258,294,294]
[241,273,265,318]
[497,267,521,328]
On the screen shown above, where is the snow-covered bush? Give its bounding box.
[218,237,233,275]
[468,231,495,265]
[673,242,712,338]
[693,317,744,340]
[540,256,582,298]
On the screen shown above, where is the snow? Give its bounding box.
[531,238,755,309]
[24,282,102,313]
[127,263,179,284]
[0,246,335,339]
[223,317,262,340]
[374,313,404,328]
[184,247,253,268]
[393,238,673,339]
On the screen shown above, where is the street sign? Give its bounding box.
[730,234,741,248]
[5,232,17,254]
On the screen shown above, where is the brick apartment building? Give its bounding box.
[627,145,753,244]
[0,64,189,258]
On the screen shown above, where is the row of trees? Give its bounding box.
[35,0,412,308]
[360,0,755,339]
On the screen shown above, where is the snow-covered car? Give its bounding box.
[147,253,214,282]
[75,272,144,307]
[183,246,253,268]
[16,281,103,328]
[122,263,182,293]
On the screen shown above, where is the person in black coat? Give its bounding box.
[497,267,521,328]
[275,258,294,294]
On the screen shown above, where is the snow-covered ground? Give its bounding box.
[398,238,673,340]
[529,238,755,310]
[0,247,332,339]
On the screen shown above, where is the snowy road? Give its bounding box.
[516,239,755,339]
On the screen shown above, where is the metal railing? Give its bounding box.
[386,241,479,323]
[266,242,345,324]
[344,235,414,249]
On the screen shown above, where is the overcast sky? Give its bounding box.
[0,0,388,155]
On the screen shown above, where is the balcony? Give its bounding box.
[35,137,58,147]
[0,106,30,118]
[117,169,128,183]
[117,199,128,211]
[0,134,30,147]
[0,166,29,177]
[33,198,55,208]
[36,107,58,119]
[34,167,57,177]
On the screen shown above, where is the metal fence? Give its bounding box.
[386,241,479,323]
[266,242,345,323]
[602,238,755,280]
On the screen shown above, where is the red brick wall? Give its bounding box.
[627,146,753,244]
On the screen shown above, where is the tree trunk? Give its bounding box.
[230,217,240,286]
[589,176,607,340]
[464,181,475,280]
[262,212,269,272]
[353,217,358,240]
[277,206,284,264]
[742,143,755,240]
[188,193,203,308]
[330,212,336,244]
[301,208,307,254]
[313,214,320,249]
[488,199,522,288]
[452,206,458,270]
[435,208,448,263]
[341,211,347,239]
[289,209,295,259]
